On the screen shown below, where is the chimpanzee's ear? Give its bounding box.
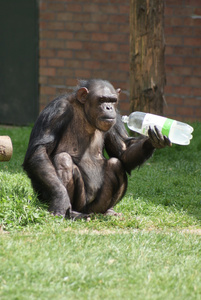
[76,87,89,104]
[116,88,121,95]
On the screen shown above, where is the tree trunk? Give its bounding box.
[130,0,165,114]
[0,136,13,161]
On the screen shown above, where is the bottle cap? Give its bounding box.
[122,115,129,123]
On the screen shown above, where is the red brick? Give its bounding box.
[110,15,128,24]
[193,67,201,76]
[91,33,109,42]
[165,96,183,105]
[100,4,119,14]
[39,40,47,48]
[172,66,193,76]
[66,4,82,12]
[176,106,194,116]
[101,23,119,33]
[57,68,74,77]
[183,98,201,106]
[65,60,82,69]
[40,31,56,39]
[75,70,91,78]
[40,49,56,58]
[194,27,201,37]
[183,76,201,87]
[102,43,118,52]
[91,14,109,23]
[119,102,130,113]
[119,63,129,72]
[83,23,101,32]
[40,86,56,95]
[174,46,193,56]
[119,5,130,14]
[66,41,83,50]
[40,67,56,76]
[165,36,183,45]
[174,86,192,96]
[173,7,193,16]
[74,32,91,41]
[83,4,99,13]
[184,37,201,46]
[48,77,65,86]
[83,42,102,51]
[66,78,78,86]
[56,12,74,21]
[165,7,173,15]
[48,3,66,11]
[172,27,193,36]
[165,17,183,26]
[163,105,176,117]
[119,44,129,52]
[164,85,174,94]
[66,22,83,31]
[110,34,128,43]
[57,50,73,59]
[194,108,201,118]
[194,8,201,15]
[83,61,101,70]
[48,59,65,67]
[166,56,184,65]
[166,75,183,86]
[45,22,65,30]
[184,57,201,66]
[185,0,201,6]
[56,32,74,40]
[164,27,173,35]
[166,0,183,5]
[74,51,91,60]
[40,58,47,67]
[39,76,48,85]
[193,88,201,96]
[40,12,55,21]
[165,46,174,55]
[183,17,201,27]
[47,40,65,49]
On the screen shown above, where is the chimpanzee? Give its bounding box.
[23,79,171,219]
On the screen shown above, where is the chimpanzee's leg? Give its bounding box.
[53,153,87,213]
[84,158,127,214]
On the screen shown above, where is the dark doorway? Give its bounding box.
[0,0,38,125]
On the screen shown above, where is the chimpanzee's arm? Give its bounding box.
[105,113,169,174]
[23,96,74,216]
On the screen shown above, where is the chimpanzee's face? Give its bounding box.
[84,83,119,132]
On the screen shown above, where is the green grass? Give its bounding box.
[1,124,201,299]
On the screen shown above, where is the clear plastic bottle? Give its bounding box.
[122,111,193,146]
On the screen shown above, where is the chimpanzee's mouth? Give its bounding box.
[100,117,115,122]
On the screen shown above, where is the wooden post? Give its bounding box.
[130,0,166,114]
[0,136,13,161]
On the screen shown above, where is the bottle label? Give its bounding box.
[142,114,173,137]
[161,118,174,136]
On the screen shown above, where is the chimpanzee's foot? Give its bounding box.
[104,208,122,217]
[67,210,92,220]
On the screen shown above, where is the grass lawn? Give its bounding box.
[0,123,201,299]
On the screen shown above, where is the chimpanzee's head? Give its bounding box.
[76,79,121,132]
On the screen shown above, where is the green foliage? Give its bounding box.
[0,123,201,299]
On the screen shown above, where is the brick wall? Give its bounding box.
[164,0,201,121]
[39,0,130,114]
[39,0,201,121]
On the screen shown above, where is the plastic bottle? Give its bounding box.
[122,111,193,146]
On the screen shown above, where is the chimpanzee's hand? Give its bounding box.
[148,126,172,149]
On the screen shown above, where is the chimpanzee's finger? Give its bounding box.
[148,126,160,144]
[154,126,164,143]
[164,135,172,147]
